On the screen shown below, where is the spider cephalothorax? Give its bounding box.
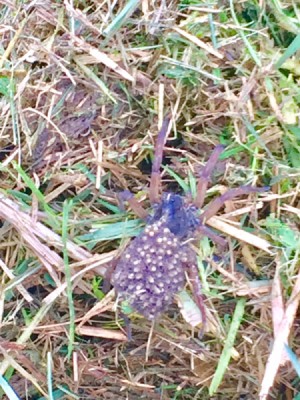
[112,118,267,325]
[149,193,200,239]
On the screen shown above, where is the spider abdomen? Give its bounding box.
[112,220,192,319]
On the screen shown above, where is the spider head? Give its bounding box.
[149,193,200,239]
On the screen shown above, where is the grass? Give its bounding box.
[0,1,300,399]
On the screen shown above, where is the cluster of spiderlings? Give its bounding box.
[112,219,194,320]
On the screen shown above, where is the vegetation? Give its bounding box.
[0,1,299,399]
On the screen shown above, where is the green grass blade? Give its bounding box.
[209,298,246,395]
[241,115,276,162]
[276,34,300,69]
[284,344,300,377]
[12,162,59,229]
[74,57,117,104]
[163,165,190,193]
[37,385,80,400]
[47,352,54,400]
[0,374,21,400]
[103,0,140,37]
[160,57,223,81]
[0,76,19,147]
[269,0,300,34]
[62,200,75,360]
[188,169,197,199]
[77,218,143,249]
[229,0,261,67]
[208,13,217,49]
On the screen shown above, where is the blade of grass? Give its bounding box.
[73,56,117,104]
[0,347,47,397]
[47,352,54,400]
[12,162,59,230]
[160,56,223,82]
[188,169,197,199]
[284,344,300,377]
[276,34,300,69]
[97,198,122,214]
[71,35,134,82]
[269,0,300,34]
[4,264,41,294]
[172,26,223,59]
[208,13,218,49]
[0,374,21,400]
[54,385,80,399]
[162,165,190,193]
[0,76,20,165]
[9,77,20,149]
[241,115,276,162]
[62,199,75,360]
[0,15,28,69]
[209,297,246,395]
[73,163,109,194]
[103,0,140,38]
[0,302,53,377]
[229,0,261,67]
[77,218,143,248]
[36,387,77,400]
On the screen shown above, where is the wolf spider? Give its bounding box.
[112,118,267,328]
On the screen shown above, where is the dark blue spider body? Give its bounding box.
[149,193,200,239]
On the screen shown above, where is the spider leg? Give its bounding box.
[120,312,132,341]
[187,261,207,337]
[195,145,225,209]
[197,225,227,249]
[149,117,171,204]
[103,260,118,293]
[200,185,268,224]
[118,190,148,219]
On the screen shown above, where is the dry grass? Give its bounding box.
[0,1,300,399]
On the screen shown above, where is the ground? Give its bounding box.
[0,1,300,400]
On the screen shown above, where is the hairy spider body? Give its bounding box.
[112,118,267,326]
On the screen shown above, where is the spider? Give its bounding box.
[111,117,267,328]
